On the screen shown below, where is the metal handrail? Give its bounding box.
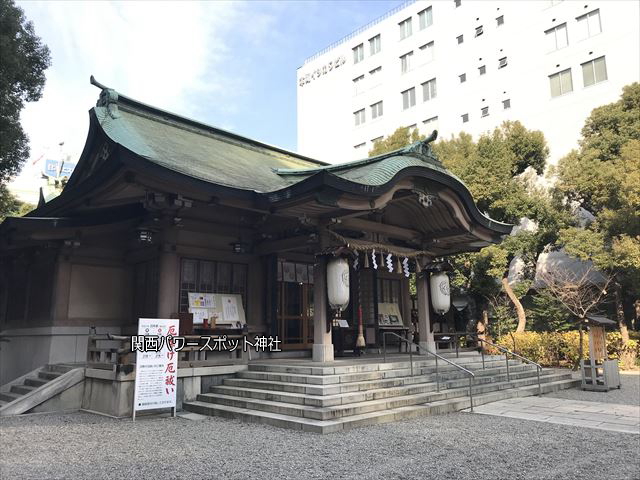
[473,335,543,397]
[381,331,476,412]
[433,331,543,396]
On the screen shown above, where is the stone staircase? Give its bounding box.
[0,364,83,415]
[184,353,580,433]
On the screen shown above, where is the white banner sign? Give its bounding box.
[133,318,179,412]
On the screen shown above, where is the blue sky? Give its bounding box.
[17,0,403,169]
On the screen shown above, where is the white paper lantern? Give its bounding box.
[430,272,450,315]
[327,257,350,311]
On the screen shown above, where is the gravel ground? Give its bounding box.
[544,372,640,406]
[1,410,639,480]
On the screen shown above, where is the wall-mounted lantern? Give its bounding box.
[230,242,249,254]
[137,228,154,244]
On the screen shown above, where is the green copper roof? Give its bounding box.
[78,78,511,234]
[90,79,465,196]
[94,94,323,193]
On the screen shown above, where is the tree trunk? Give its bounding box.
[577,320,584,371]
[477,305,489,352]
[634,299,640,331]
[614,282,629,343]
[502,277,527,333]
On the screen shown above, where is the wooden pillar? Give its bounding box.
[416,272,436,353]
[157,245,179,318]
[312,256,333,362]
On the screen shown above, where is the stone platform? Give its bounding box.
[183,352,580,433]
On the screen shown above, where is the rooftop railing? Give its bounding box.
[302,0,417,66]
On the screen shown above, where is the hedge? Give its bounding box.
[488,331,640,370]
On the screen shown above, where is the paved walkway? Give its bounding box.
[470,396,640,434]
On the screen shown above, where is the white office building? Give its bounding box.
[297,0,639,163]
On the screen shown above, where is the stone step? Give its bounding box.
[24,377,48,388]
[37,370,62,381]
[0,391,21,403]
[45,364,77,374]
[239,358,513,386]
[227,360,522,395]
[214,364,542,407]
[185,377,580,434]
[247,354,505,376]
[10,384,36,395]
[196,372,571,421]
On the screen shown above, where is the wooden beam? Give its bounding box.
[255,234,318,255]
[338,218,422,241]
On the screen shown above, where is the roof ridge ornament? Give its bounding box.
[90,75,120,119]
[401,129,439,161]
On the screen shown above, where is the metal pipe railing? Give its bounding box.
[433,331,544,396]
[381,331,476,412]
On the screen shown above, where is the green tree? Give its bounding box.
[0,183,34,221]
[554,83,640,342]
[0,0,50,208]
[371,121,563,333]
[369,126,424,157]
[436,122,567,333]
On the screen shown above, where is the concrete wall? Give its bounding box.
[82,364,246,417]
[1,253,131,384]
[0,326,121,385]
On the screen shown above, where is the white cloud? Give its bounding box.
[12,0,254,202]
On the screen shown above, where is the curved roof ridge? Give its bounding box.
[89,75,327,167]
[274,134,441,176]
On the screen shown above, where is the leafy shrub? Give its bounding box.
[491,331,638,370]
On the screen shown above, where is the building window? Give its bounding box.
[475,25,483,37]
[353,43,364,64]
[549,68,573,97]
[419,41,435,63]
[481,106,489,117]
[377,278,401,306]
[478,65,486,75]
[545,23,568,51]
[354,109,365,126]
[369,66,382,85]
[353,75,365,95]
[354,143,366,150]
[418,7,433,30]
[179,259,247,313]
[423,116,438,128]
[581,56,607,87]
[457,34,464,44]
[459,73,466,83]
[576,9,601,40]
[401,88,416,110]
[369,34,381,55]
[371,101,383,119]
[422,78,437,102]
[496,15,504,26]
[400,51,413,73]
[399,17,413,40]
[455,0,461,7]
[503,98,511,109]
[498,57,508,68]
[461,113,469,123]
